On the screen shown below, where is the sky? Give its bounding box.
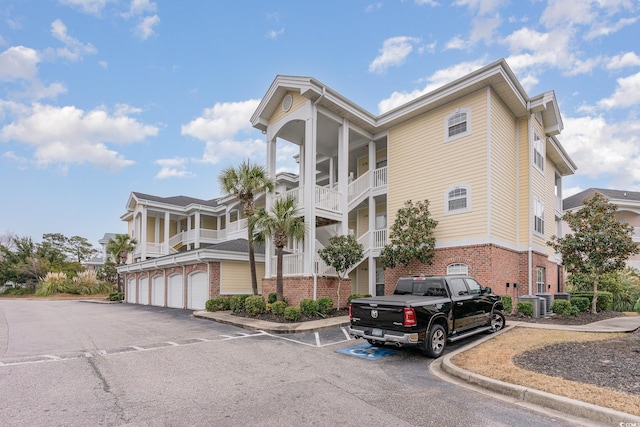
[1,0,639,250]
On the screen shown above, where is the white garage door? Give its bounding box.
[188,272,209,310]
[167,274,184,308]
[151,276,165,307]
[138,277,149,305]
[126,278,136,303]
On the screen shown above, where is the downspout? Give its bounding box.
[312,86,326,301]
[528,246,532,295]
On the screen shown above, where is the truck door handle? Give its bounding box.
[456,302,463,306]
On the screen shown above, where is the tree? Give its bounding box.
[379,200,438,271]
[253,196,306,302]
[318,234,364,308]
[42,233,98,263]
[219,160,275,296]
[106,234,138,292]
[548,193,640,313]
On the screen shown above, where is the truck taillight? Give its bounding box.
[403,307,417,327]
[349,303,352,319]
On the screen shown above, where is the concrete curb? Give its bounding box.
[193,310,350,334]
[439,325,640,425]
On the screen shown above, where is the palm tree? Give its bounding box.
[253,196,306,302]
[106,234,137,292]
[219,160,274,295]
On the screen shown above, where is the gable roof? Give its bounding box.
[132,192,220,208]
[563,188,640,211]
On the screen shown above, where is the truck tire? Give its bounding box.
[423,324,446,358]
[490,312,505,332]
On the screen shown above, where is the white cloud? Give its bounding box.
[585,16,638,39]
[0,103,158,171]
[12,81,68,101]
[597,72,640,109]
[58,0,112,16]
[377,59,486,113]
[202,138,266,165]
[51,19,97,61]
[468,13,503,45]
[266,28,285,40]
[124,0,157,17]
[99,60,108,68]
[562,115,640,186]
[415,0,439,6]
[134,14,160,40]
[606,52,640,70]
[445,35,466,50]
[365,2,383,12]
[154,157,193,179]
[0,46,40,81]
[369,36,420,73]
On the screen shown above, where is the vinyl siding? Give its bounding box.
[268,91,307,124]
[146,217,155,243]
[489,89,518,245]
[220,261,265,294]
[387,90,488,243]
[530,117,547,249]
[517,117,530,245]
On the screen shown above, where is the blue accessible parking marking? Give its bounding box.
[337,344,399,360]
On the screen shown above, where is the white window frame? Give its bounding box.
[447,263,468,275]
[533,132,544,172]
[445,108,471,142]
[444,185,471,215]
[534,197,545,235]
[536,267,546,294]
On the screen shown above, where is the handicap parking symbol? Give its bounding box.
[337,343,398,360]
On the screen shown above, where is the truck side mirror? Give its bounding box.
[484,287,492,294]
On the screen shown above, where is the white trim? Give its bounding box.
[444,107,472,142]
[444,184,472,216]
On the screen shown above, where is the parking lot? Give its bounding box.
[0,300,583,426]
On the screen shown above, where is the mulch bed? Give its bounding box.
[508,311,640,396]
[233,309,349,323]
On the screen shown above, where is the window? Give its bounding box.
[534,197,545,235]
[445,108,471,141]
[536,267,546,293]
[375,214,387,230]
[465,278,482,295]
[448,278,468,296]
[533,132,544,171]
[447,263,468,275]
[445,185,471,215]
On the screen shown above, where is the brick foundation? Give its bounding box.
[261,276,352,308]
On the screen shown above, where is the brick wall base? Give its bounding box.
[261,276,352,308]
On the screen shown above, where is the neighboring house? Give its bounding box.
[83,232,118,272]
[563,188,640,270]
[119,58,576,309]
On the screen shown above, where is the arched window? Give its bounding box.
[445,185,471,215]
[445,108,471,141]
[447,263,468,275]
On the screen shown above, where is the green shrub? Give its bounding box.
[571,291,613,311]
[206,297,230,312]
[551,299,571,316]
[300,299,319,317]
[570,296,590,313]
[271,301,287,316]
[2,287,32,296]
[244,295,266,316]
[229,294,251,313]
[109,292,124,301]
[634,296,640,314]
[36,272,70,296]
[347,294,372,304]
[267,292,277,304]
[317,297,334,315]
[517,301,534,317]
[284,306,301,322]
[501,295,512,313]
[570,305,580,316]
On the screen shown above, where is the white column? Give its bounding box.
[338,118,349,235]
[141,206,147,260]
[194,210,201,249]
[187,215,192,250]
[368,141,376,295]
[266,138,276,278]
[164,212,170,255]
[369,255,376,296]
[303,114,317,276]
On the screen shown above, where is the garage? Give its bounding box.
[167,274,184,308]
[138,277,149,305]
[187,272,209,310]
[151,275,165,307]
[126,278,136,303]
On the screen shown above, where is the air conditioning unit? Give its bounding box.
[536,293,553,314]
[554,293,571,301]
[518,295,542,318]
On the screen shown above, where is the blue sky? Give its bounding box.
[1,0,639,250]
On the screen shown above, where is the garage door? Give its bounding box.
[138,277,149,305]
[188,272,209,310]
[126,278,136,303]
[151,276,165,307]
[167,274,183,308]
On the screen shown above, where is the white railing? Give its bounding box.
[555,196,563,213]
[357,231,370,253]
[227,218,248,234]
[145,242,165,255]
[271,253,304,277]
[315,185,340,212]
[373,229,387,249]
[348,171,370,203]
[275,187,303,209]
[168,233,182,248]
[373,166,388,189]
[201,228,226,241]
[315,256,337,276]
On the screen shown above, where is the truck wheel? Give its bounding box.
[490,312,505,332]
[423,324,446,358]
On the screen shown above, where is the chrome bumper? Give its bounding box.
[348,326,419,345]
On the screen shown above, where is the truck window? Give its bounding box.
[466,278,482,295]
[414,279,447,296]
[394,279,414,295]
[448,278,469,296]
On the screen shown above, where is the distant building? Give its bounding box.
[563,188,640,270]
[83,233,118,272]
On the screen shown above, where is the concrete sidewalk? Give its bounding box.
[193,310,350,333]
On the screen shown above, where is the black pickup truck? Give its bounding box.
[348,275,505,358]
